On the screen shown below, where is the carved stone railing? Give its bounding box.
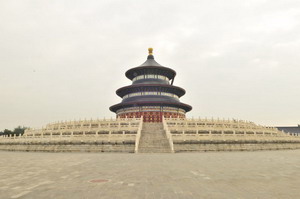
[0,117,143,143]
[162,116,174,152]
[164,117,300,142]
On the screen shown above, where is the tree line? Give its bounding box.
[0,126,28,137]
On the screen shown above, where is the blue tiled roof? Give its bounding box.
[277,126,300,134]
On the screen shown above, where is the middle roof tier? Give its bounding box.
[116,84,186,98]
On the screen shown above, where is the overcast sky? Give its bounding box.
[1,0,300,130]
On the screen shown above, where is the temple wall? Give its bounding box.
[0,140,135,153]
[2,139,300,153]
[173,140,300,152]
[116,106,186,122]
[118,112,185,122]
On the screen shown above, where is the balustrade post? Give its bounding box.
[108,131,111,141]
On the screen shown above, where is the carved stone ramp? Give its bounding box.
[138,123,172,153]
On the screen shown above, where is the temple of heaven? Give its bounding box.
[109,48,192,122]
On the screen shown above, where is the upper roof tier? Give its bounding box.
[125,49,176,80]
[116,84,186,98]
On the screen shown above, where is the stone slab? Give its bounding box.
[1,150,300,198]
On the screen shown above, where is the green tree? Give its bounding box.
[3,129,12,136]
[0,126,28,137]
[13,126,27,136]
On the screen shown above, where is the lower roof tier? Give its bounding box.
[116,84,186,98]
[109,101,192,113]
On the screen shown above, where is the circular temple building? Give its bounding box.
[109,48,192,122]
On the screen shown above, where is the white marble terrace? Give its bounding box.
[0,117,143,144]
[162,117,300,142]
[1,117,299,144]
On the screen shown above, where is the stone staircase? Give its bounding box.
[137,123,172,153]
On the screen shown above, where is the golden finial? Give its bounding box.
[148,47,153,55]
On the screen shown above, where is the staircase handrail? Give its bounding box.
[162,116,174,153]
[134,116,143,153]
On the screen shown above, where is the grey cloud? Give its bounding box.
[0,0,299,130]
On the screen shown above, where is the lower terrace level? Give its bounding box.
[1,117,300,153]
[1,150,300,199]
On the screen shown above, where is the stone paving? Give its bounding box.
[1,150,300,199]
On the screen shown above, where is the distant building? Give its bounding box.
[277,125,300,136]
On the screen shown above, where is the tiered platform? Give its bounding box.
[162,117,300,152]
[0,118,143,153]
[1,117,300,153]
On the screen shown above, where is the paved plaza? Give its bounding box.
[1,150,300,199]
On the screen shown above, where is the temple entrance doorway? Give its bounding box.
[143,112,162,123]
